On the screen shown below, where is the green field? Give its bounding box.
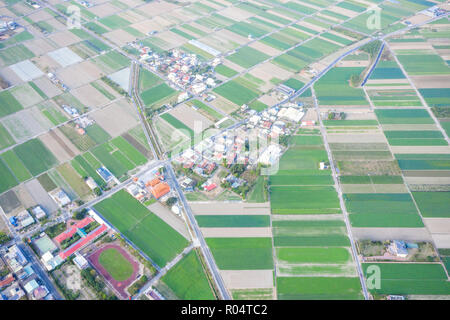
[0,150,32,182]
[375,109,434,124]
[273,220,350,247]
[213,80,259,106]
[345,193,424,228]
[226,46,269,68]
[94,190,188,267]
[270,186,341,214]
[196,215,270,227]
[277,277,363,299]
[412,192,450,218]
[0,123,15,149]
[363,263,450,295]
[98,248,134,281]
[206,237,273,270]
[161,250,215,300]
[71,154,105,187]
[215,64,238,78]
[0,158,18,193]
[140,83,176,107]
[13,139,57,176]
[276,247,351,264]
[0,90,23,117]
[111,136,147,166]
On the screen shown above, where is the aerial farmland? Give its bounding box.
[0,0,448,305]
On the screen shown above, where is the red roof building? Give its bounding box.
[54,217,94,244]
[204,183,217,192]
[59,224,108,260]
[151,182,171,199]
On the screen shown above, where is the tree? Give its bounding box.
[166,197,177,207]
[93,187,102,196]
[0,232,10,245]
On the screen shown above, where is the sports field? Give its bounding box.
[99,247,134,282]
[94,190,188,267]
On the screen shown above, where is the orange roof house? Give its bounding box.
[146,178,161,187]
[151,182,170,199]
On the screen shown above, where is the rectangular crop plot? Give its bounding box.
[362,263,450,296]
[94,190,188,267]
[0,90,23,117]
[213,80,259,106]
[277,277,362,300]
[270,186,341,214]
[0,150,32,182]
[206,237,273,270]
[111,136,147,166]
[140,83,176,107]
[273,220,350,247]
[196,215,270,228]
[226,46,269,69]
[0,158,18,193]
[375,109,434,124]
[412,192,450,218]
[161,250,215,300]
[13,139,57,176]
[345,193,424,228]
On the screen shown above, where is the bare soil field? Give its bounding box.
[389,42,434,51]
[404,176,450,185]
[90,99,138,137]
[39,131,75,163]
[33,76,62,98]
[250,61,292,83]
[407,13,431,25]
[338,60,370,67]
[138,1,179,18]
[168,104,213,134]
[131,19,167,33]
[423,218,450,234]
[24,38,57,56]
[201,227,272,237]
[272,214,343,221]
[148,202,189,239]
[89,2,120,18]
[0,190,22,214]
[155,31,189,49]
[410,75,450,88]
[220,7,254,21]
[47,30,82,47]
[381,124,438,131]
[2,109,46,142]
[57,61,103,88]
[390,146,450,154]
[24,179,59,214]
[71,83,112,108]
[31,55,61,74]
[221,270,273,289]
[431,234,450,248]
[14,185,35,211]
[104,29,136,47]
[210,96,239,114]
